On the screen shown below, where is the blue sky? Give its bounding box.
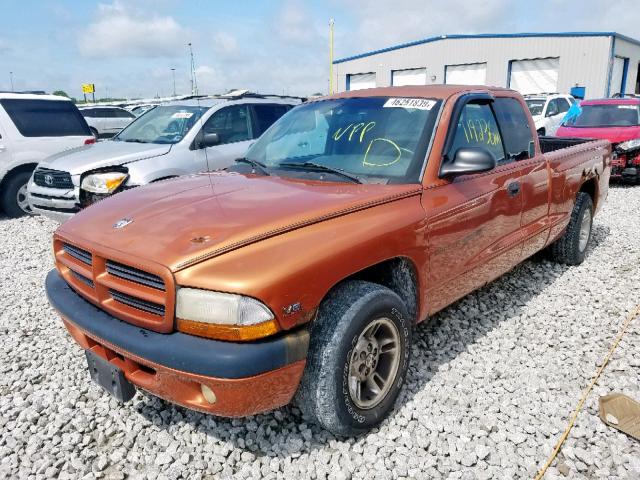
[0,0,638,99]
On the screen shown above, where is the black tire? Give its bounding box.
[296,280,412,436]
[537,128,546,136]
[550,192,593,265]
[1,171,33,218]
[90,127,99,139]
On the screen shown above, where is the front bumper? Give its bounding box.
[46,269,309,416]
[27,180,80,223]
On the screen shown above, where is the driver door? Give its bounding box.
[424,98,524,313]
[194,105,254,171]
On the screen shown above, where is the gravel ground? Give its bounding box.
[1,186,639,480]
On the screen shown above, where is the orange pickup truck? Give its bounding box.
[46,85,610,435]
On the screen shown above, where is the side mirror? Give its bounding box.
[440,148,497,178]
[197,133,220,149]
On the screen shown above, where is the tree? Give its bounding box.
[52,90,70,98]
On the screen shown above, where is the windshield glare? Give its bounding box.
[563,104,640,127]
[114,105,207,144]
[525,100,544,117]
[245,97,442,184]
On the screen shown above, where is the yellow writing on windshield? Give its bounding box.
[333,122,376,143]
[363,138,402,167]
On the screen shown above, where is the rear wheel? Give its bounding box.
[1,171,33,218]
[296,281,412,436]
[550,192,593,265]
[90,127,99,139]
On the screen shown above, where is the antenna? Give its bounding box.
[329,19,335,95]
[188,43,198,96]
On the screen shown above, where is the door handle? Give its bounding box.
[507,181,521,197]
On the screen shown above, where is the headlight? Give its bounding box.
[81,172,128,194]
[176,288,278,341]
[616,139,640,152]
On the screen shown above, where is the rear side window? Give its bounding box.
[1,99,91,137]
[115,109,135,119]
[448,102,505,164]
[252,104,290,136]
[493,98,534,160]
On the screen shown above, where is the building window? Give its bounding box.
[509,57,559,95]
[444,63,487,85]
[347,73,376,91]
[391,68,427,86]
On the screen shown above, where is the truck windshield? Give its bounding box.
[525,100,545,116]
[245,97,442,184]
[114,105,208,144]
[563,104,640,127]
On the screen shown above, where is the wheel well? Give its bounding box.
[340,257,419,322]
[0,163,37,190]
[580,178,597,209]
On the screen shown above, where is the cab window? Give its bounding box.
[448,102,505,164]
[202,105,252,144]
[493,98,534,160]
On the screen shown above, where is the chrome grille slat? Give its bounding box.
[109,289,165,316]
[34,168,74,189]
[63,243,92,265]
[106,260,165,290]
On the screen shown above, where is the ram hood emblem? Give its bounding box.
[113,218,133,229]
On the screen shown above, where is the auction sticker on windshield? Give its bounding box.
[383,98,436,110]
[171,112,194,119]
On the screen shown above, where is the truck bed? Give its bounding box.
[538,136,596,154]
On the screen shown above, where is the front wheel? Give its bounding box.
[1,171,33,218]
[550,192,593,265]
[296,281,412,436]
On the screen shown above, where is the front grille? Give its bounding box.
[56,237,174,332]
[33,168,73,189]
[106,260,165,290]
[109,289,165,316]
[70,270,94,288]
[63,243,92,265]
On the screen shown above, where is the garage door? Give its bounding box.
[392,68,427,86]
[347,73,376,91]
[610,56,627,96]
[509,58,559,95]
[445,63,487,85]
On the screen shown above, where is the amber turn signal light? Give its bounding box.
[177,318,280,341]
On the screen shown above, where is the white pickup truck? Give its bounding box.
[524,93,576,136]
[28,95,299,222]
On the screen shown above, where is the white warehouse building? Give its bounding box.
[333,32,640,99]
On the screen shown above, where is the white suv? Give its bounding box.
[28,94,299,222]
[524,94,576,136]
[79,106,136,139]
[0,93,95,217]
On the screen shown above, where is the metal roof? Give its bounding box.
[334,32,640,64]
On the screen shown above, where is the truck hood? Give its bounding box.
[37,141,172,175]
[556,125,640,144]
[57,172,421,272]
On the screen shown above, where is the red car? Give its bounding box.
[556,98,640,183]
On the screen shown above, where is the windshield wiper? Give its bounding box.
[122,138,149,143]
[234,158,270,176]
[279,161,362,184]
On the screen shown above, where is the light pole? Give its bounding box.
[171,68,176,97]
[9,71,14,92]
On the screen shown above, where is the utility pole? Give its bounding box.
[329,19,335,95]
[171,68,176,97]
[188,43,198,96]
[9,71,14,92]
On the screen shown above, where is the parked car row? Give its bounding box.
[27,95,298,222]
